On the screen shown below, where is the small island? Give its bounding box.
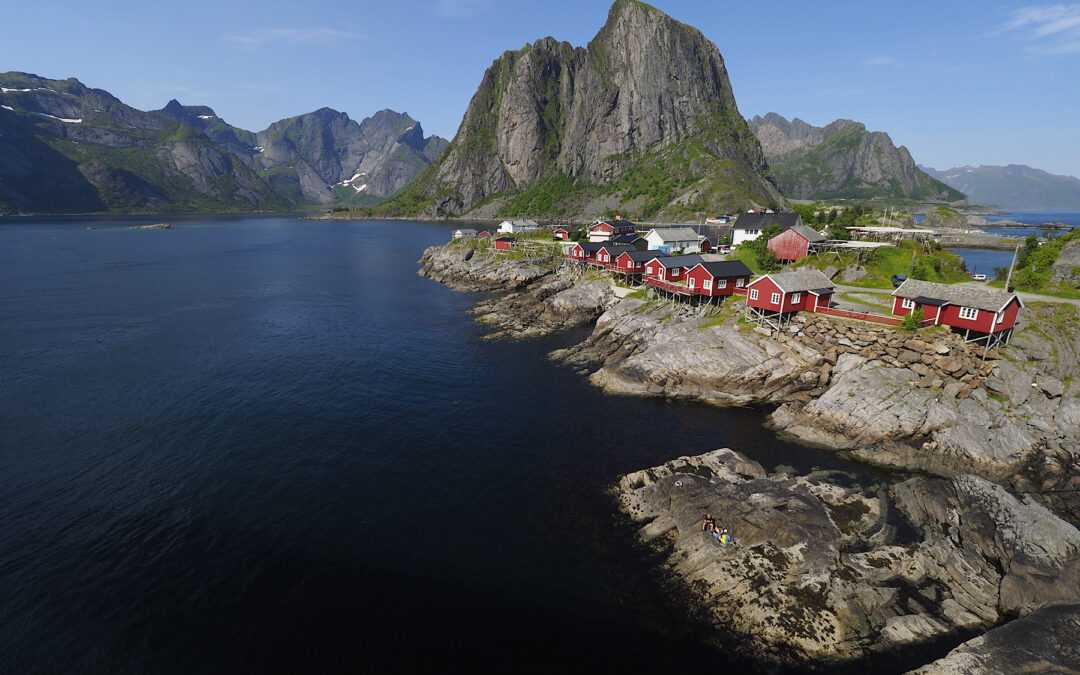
[129,223,174,230]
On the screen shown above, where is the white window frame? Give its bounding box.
[958,306,978,320]
[749,289,759,301]
[736,278,745,288]
[791,292,801,304]
[901,298,915,310]
[717,279,727,289]
[996,309,1005,324]
[770,292,781,305]
[688,277,696,288]
[704,279,713,290]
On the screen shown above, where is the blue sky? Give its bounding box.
[3,0,1078,177]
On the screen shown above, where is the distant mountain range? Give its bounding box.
[919,164,1080,210]
[749,113,964,203]
[0,72,447,214]
[370,0,782,220]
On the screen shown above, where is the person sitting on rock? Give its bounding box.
[702,513,716,533]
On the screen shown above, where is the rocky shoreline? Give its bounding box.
[419,242,1080,671]
[617,449,1080,668]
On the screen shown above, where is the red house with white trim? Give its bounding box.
[745,269,835,328]
[684,261,753,297]
[594,243,633,267]
[589,216,637,242]
[643,255,703,283]
[891,279,1024,346]
[613,250,661,275]
[554,226,573,240]
[494,237,517,251]
[767,225,826,261]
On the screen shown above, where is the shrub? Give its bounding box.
[902,308,924,331]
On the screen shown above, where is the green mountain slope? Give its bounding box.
[750,113,965,202]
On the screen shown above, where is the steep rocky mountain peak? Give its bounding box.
[378,0,780,219]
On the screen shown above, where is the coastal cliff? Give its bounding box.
[418,240,1080,669]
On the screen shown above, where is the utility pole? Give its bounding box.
[1004,244,1020,291]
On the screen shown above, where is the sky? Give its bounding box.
[2,0,1079,177]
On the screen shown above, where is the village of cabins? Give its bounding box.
[452,212,1024,353]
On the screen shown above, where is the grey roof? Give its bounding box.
[652,254,703,269]
[594,218,637,229]
[692,260,753,278]
[762,268,835,293]
[618,250,661,262]
[791,224,826,243]
[574,242,609,252]
[893,279,1021,312]
[733,212,801,231]
[647,227,700,242]
[612,233,644,243]
[454,228,478,234]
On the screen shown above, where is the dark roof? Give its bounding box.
[495,237,516,242]
[810,288,835,295]
[612,233,644,243]
[618,250,661,262]
[574,242,609,252]
[598,242,634,254]
[894,279,1021,312]
[912,295,947,306]
[693,260,753,278]
[593,218,637,229]
[733,212,801,231]
[652,254,703,269]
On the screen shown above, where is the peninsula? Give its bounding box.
[418,225,1080,671]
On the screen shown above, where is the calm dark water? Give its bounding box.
[981,209,1080,237]
[1,216,905,673]
[946,248,1014,276]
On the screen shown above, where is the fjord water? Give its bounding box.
[2,216,897,673]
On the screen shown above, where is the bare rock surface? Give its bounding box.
[417,243,556,291]
[910,602,1080,674]
[617,449,1080,668]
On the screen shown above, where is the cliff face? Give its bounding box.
[0,72,447,213]
[384,0,781,218]
[749,113,965,202]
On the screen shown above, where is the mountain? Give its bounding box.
[920,164,1080,210]
[0,72,447,214]
[372,0,782,220]
[749,113,965,203]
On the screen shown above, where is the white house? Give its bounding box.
[643,227,702,253]
[497,219,540,234]
[453,228,478,239]
[731,212,803,247]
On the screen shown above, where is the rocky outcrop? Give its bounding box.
[417,242,556,291]
[749,113,964,202]
[910,602,1080,673]
[378,0,781,218]
[617,449,1080,668]
[1050,239,1080,289]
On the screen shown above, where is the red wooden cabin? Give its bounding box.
[613,250,660,275]
[553,227,572,240]
[589,216,637,242]
[766,225,826,261]
[745,268,835,316]
[494,237,517,251]
[891,279,1024,346]
[642,255,703,283]
[594,243,632,267]
[684,261,753,297]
